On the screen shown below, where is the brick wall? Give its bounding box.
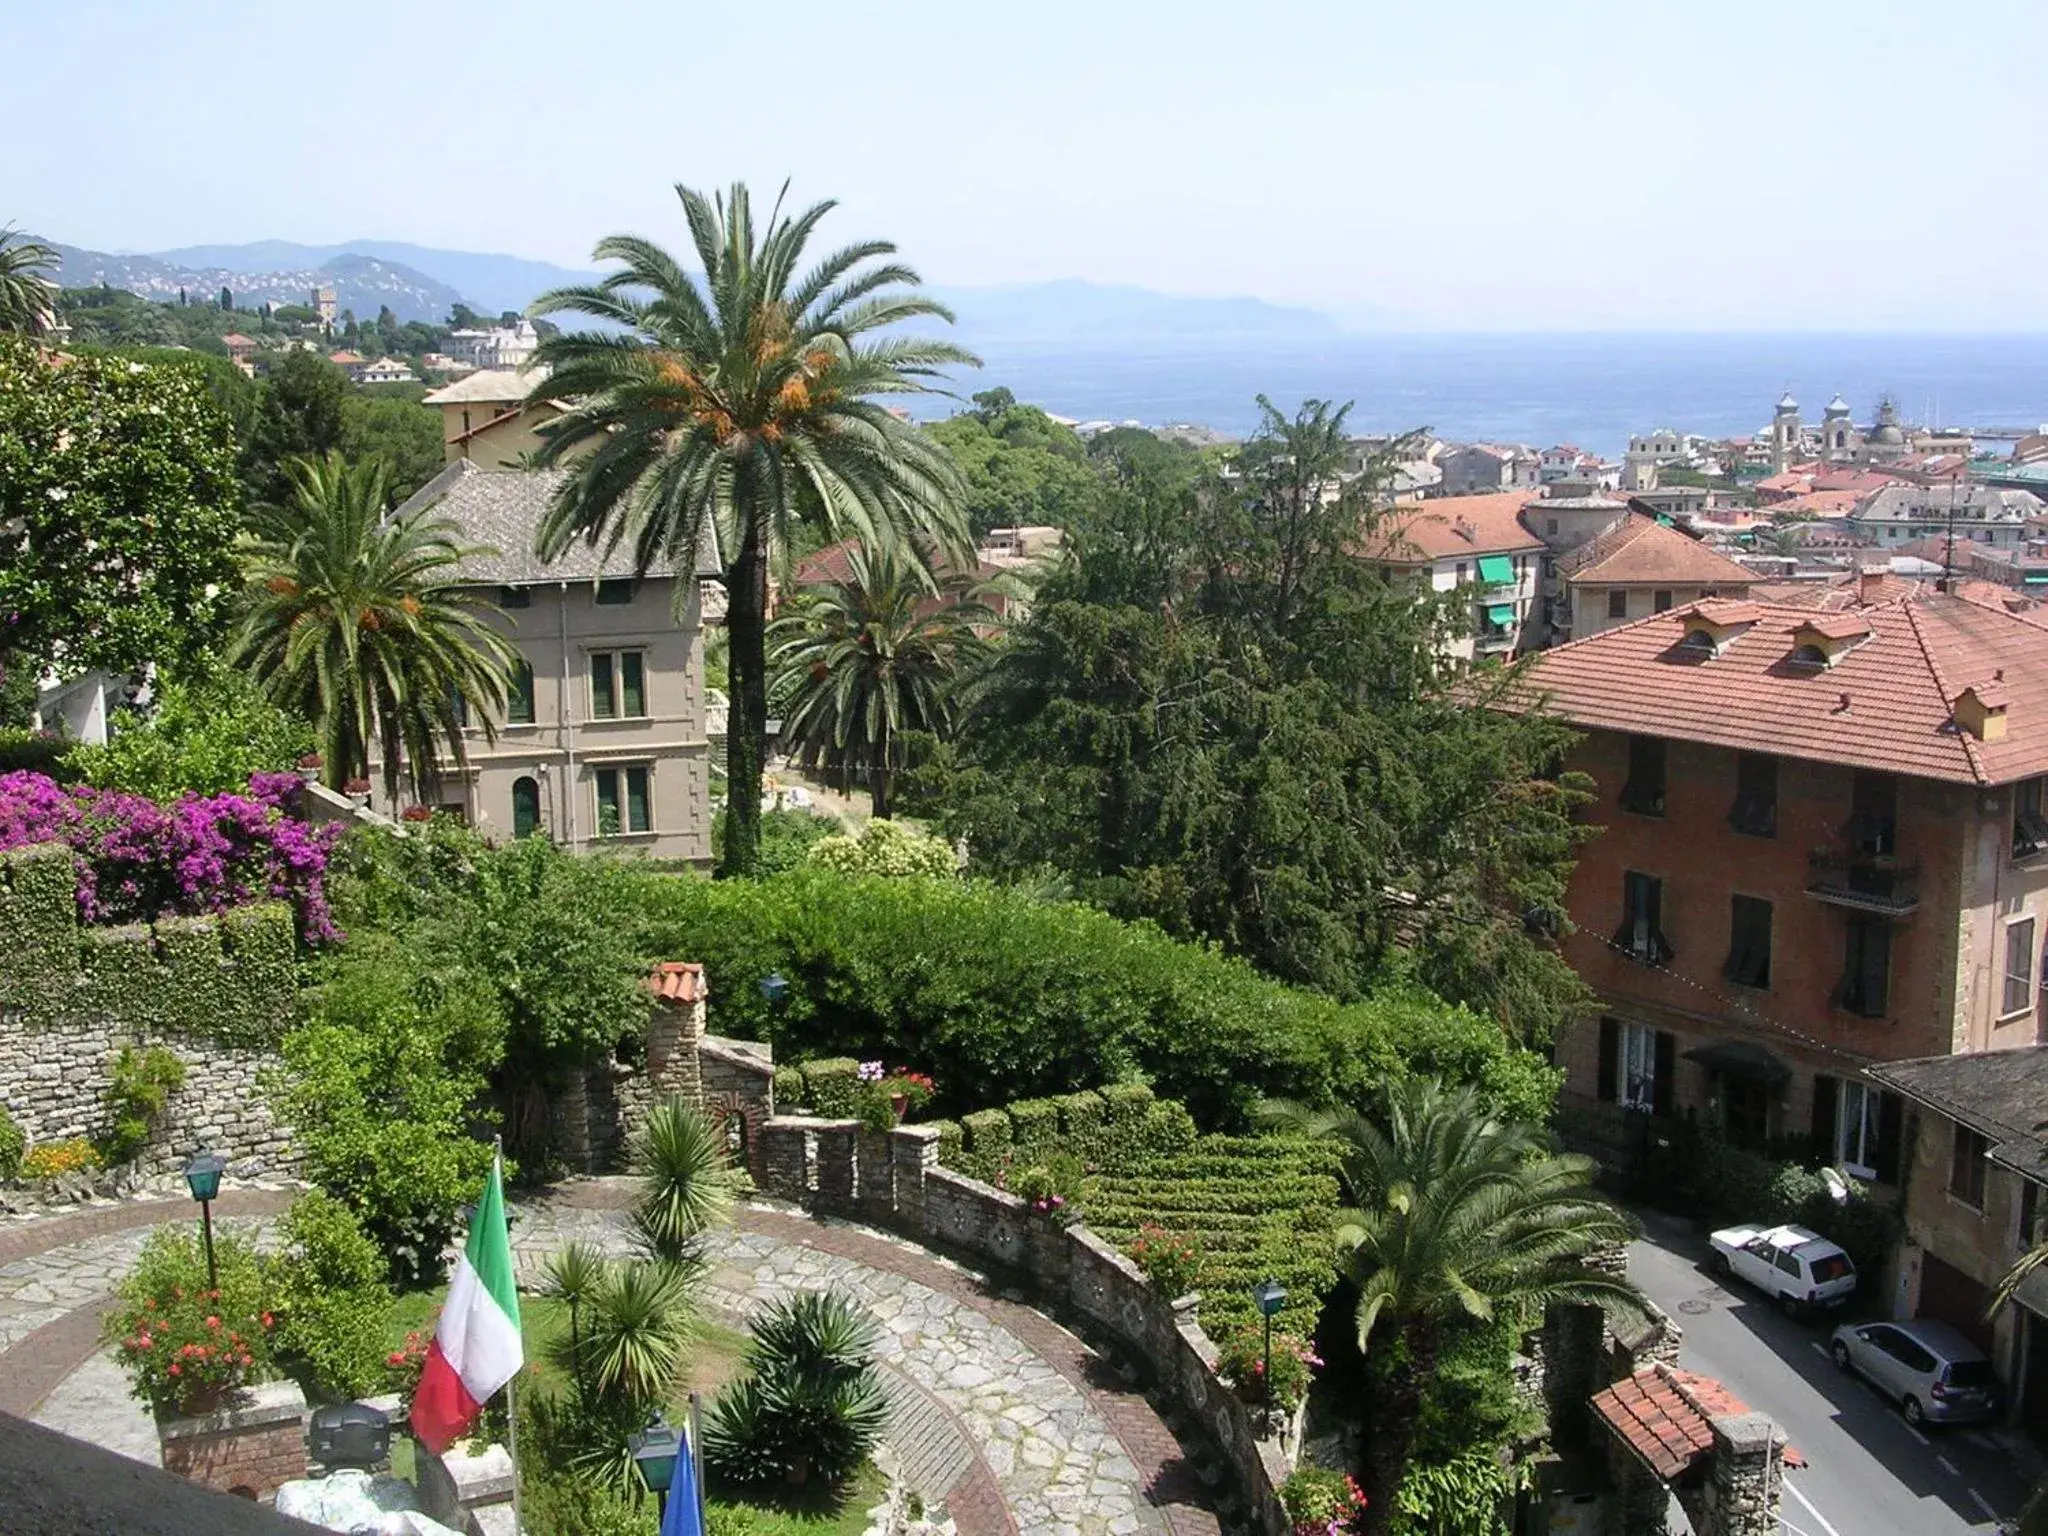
[155,1381,307,1500]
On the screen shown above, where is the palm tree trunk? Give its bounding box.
[1357,1324,1440,1536]
[721,521,770,877]
[871,721,892,819]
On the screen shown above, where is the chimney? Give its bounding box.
[1858,567,1886,605]
[1453,516,1477,543]
[1953,683,2011,743]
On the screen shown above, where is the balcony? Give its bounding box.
[1806,849,1920,916]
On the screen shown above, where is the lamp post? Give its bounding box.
[183,1151,226,1292]
[1251,1276,1287,1433]
[628,1412,681,1518]
[758,971,790,1008]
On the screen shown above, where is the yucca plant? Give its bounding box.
[631,1096,734,1264]
[540,1241,611,1403]
[578,1260,698,1417]
[704,1290,889,1489]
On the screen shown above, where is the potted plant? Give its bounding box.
[104,1229,275,1419]
[342,777,372,806]
[853,1062,935,1131]
[1125,1223,1204,1304]
[295,752,323,784]
[1009,1160,1081,1226]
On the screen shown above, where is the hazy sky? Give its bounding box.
[11,0,2048,330]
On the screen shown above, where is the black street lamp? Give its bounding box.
[628,1412,681,1517]
[757,971,790,1008]
[1251,1276,1287,1432]
[183,1151,226,1292]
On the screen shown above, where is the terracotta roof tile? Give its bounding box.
[1747,572,1919,610]
[1506,593,2048,785]
[648,961,705,1004]
[1592,1366,1802,1480]
[1795,612,1872,642]
[1556,514,1754,587]
[1356,491,1544,564]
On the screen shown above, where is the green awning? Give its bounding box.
[1683,1040,1791,1086]
[1485,603,1516,628]
[1477,555,1516,586]
[2025,574,2048,586]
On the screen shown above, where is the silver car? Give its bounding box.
[1829,1317,1999,1427]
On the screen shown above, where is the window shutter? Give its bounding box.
[1811,1074,1838,1161]
[1652,1031,1675,1117]
[1598,1018,1619,1104]
[1874,1092,1904,1184]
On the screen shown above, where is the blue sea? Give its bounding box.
[915,333,2048,456]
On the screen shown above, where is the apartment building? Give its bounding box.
[1510,593,2048,1178]
[390,460,719,864]
[1356,491,1545,660]
[1552,513,1755,642]
[421,370,564,468]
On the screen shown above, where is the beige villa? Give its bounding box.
[421,369,566,469]
[389,459,720,865]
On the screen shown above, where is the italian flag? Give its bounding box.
[411,1160,523,1456]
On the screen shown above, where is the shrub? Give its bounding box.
[798,1059,862,1119]
[1125,1224,1204,1301]
[69,660,312,802]
[1006,1097,1061,1164]
[0,728,76,781]
[1056,1089,1107,1151]
[521,1468,653,1536]
[628,868,1555,1128]
[0,1104,23,1180]
[806,819,954,879]
[21,1138,100,1179]
[1281,1464,1368,1536]
[772,1066,804,1110]
[1217,1324,1318,1415]
[630,1097,734,1264]
[98,1044,186,1166]
[267,1194,394,1401]
[704,1290,888,1491]
[1009,1154,1084,1223]
[104,1227,274,1415]
[926,1119,964,1167]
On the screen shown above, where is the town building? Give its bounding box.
[1551,514,1754,642]
[1512,591,2048,1200]
[357,356,417,386]
[310,285,337,329]
[387,460,719,863]
[421,369,563,468]
[1436,443,1541,496]
[326,349,367,383]
[1356,491,1545,660]
[220,332,259,376]
[446,320,540,372]
[1849,483,2044,549]
[1864,1048,2047,1438]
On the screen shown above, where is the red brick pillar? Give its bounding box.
[156,1380,308,1500]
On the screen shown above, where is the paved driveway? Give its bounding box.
[1629,1210,2036,1536]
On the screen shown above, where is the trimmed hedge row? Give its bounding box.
[625,867,1559,1129]
[941,1083,1198,1185]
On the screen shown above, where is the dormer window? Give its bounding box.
[1790,615,1872,668]
[1790,644,1830,668]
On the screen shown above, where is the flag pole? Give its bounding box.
[688,1391,707,1533]
[495,1138,524,1536]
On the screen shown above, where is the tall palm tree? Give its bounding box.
[525,180,975,875]
[1265,1080,1643,1536]
[232,452,516,796]
[0,226,58,337]
[769,539,995,817]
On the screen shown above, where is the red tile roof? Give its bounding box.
[1592,1365,1801,1480]
[1556,514,1754,587]
[648,961,705,1004]
[1747,572,1920,610]
[1506,592,2048,784]
[1356,491,1544,564]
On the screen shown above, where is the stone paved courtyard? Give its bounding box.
[0,1188,1217,1536]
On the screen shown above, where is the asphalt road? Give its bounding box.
[1629,1210,2035,1536]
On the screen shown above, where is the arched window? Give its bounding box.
[512,776,542,839]
[1791,644,1829,668]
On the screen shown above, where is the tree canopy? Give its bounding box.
[0,339,242,682]
[926,391,1108,535]
[914,397,1595,1043]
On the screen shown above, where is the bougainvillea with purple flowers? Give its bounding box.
[0,771,341,944]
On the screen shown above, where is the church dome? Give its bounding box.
[1869,422,1905,445]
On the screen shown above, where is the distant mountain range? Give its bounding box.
[44,236,1350,344]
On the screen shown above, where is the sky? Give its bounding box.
[9,0,2048,331]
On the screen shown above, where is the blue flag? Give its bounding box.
[659,1419,704,1536]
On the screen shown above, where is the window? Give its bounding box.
[1607,589,1628,619]
[593,765,652,836]
[1724,895,1773,988]
[1547,517,1560,535]
[1596,1018,1672,1114]
[1730,753,1778,837]
[2003,916,2037,1016]
[511,776,542,839]
[1849,770,1897,855]
[2016,778,2048,860]
[1615,871,1674,964]
[507,660,535,725]
[1949,1123,1989,1208]
[1836,914,1891,1017]
[2021,1179,2041,1257]
[589,651,648,720]
[596,579,635,605]
[1773,1248,1803,1279]
[1819,1078,1898,1180]
[1455,561,1468,583]
[1620,735,1666,815]
[1653,589,1674,612]
[499,585,532,609]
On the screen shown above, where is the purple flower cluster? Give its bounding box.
[0,771,342,945]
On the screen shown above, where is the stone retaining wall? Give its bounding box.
[757,1116,1291,1536]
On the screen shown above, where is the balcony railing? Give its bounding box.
[1806,849,1920,916]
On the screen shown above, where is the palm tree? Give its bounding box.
[1264,1080,1643,1536]
[232,452,517,797]
[769,540,995,817]
[525,181,975,875]
[0,227,58,337]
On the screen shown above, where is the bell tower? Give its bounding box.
[1769,391,1801,473]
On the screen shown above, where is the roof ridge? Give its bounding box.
[1900,600,1987,785]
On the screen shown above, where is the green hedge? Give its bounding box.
[0,842,294,1048]
[623,867,1558,1129]
[797,1057,861,1118]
